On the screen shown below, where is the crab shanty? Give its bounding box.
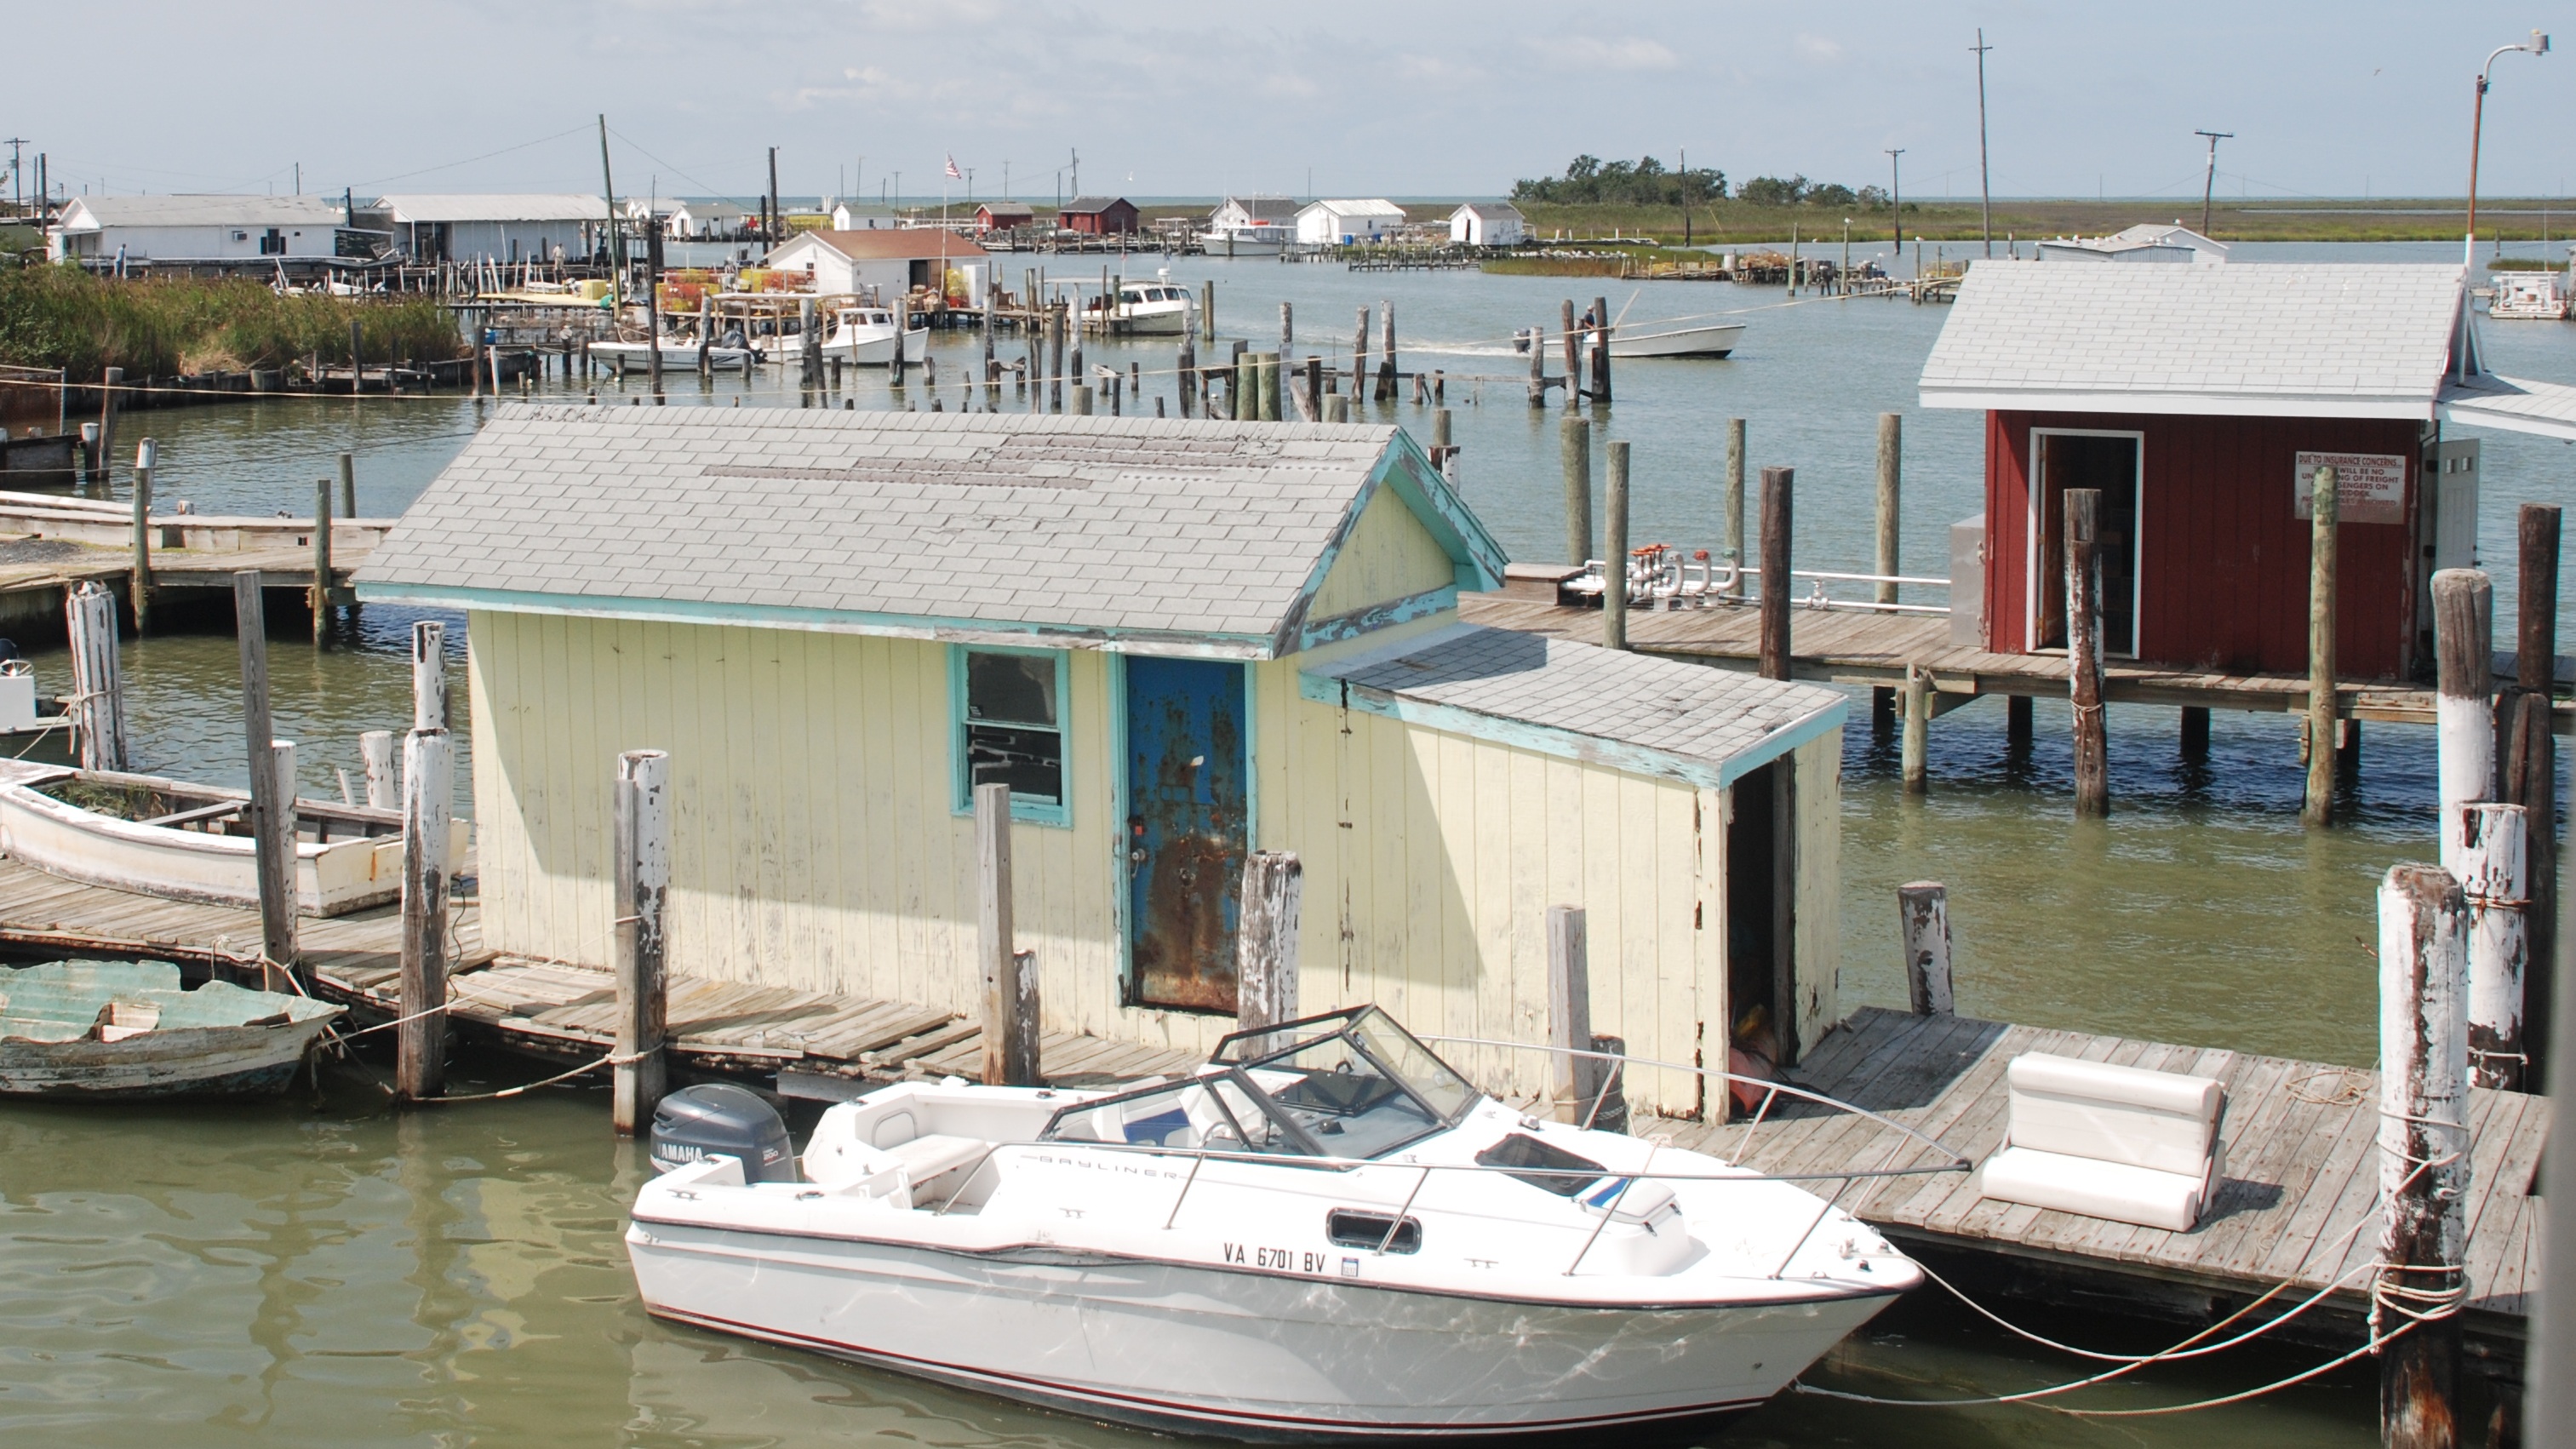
[352,407,1848,1113]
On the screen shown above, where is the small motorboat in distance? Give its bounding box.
[628,1005,1922,1441]
[1094,277,1194,335]
[819,305,931,366]
[0,959,343,1097]
[1607,319,1747,358]
[590,335,758,373]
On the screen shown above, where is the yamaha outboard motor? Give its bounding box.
[649,1083,797,1183]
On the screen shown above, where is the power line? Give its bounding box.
[352,123,594,189]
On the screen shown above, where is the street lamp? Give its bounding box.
[2469,30,2550,265]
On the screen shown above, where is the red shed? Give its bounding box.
[1058,196,1139,236]
[1921,262,2576,681]
[976,202,1034,233]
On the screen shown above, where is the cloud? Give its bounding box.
[1550,36,1678,71]
[1794,33,1842,62]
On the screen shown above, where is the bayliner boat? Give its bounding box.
[1091,277,1194,335]
[627,1005,1921,1440]
[819,306,931,366]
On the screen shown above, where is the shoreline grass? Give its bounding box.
[0,267,466,382]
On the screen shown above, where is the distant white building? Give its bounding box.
[666,200,751,240]
[757,229,993,302]
[49,195,380,264]
[2035,222,2229,266]
[1209,196,1299,232]
[1295,198,1406,244]
[1449,203,1525,247]
[377,193,605,263]
[830,203,899,232]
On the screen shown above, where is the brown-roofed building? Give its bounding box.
[1058,197,1139,236]
[976,202,1035,233]
[759,228,993,301]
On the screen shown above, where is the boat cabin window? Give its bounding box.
[1211,1006,1480,1159]
[1474,1133,1611,1197]
[1039,1073,1309,1158]
[1324,1209,1421,1254]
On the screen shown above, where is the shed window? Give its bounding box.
[953,647,1071,826]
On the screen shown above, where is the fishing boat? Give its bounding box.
[0,759,463,917]
[819,306,931,366]
[628,1005,1923,1440]
[1606,319,1747,358]
[1208,224,1288,259]
[0,959,343,1097]
[589,335,758,372]
[1089,278,1194,335]
[2488,270,2570,321]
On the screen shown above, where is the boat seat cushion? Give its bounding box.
[871,1109,921,1149]
[1979,1052,2226,1232]
[887,1132,987,1187]
[1979,1146,2207,1233]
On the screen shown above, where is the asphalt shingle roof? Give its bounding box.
[1308,625,1846,785]
[1920,261,2467,416]
[356,405,1454,656]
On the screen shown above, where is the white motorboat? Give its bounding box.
[2488,271,2570,321]
[590,337,758,373]
[1091,278,1194,334]
[627,1005,1925,1441]
[1209,225,1288,259]
[819,306,931,366]
[1606,320,1746,358]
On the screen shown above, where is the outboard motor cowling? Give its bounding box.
[649,1083,796,1183]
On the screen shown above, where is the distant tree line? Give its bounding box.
[1517,157,1905,210]
[1513,156,1726,206]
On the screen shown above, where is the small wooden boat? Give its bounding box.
[0,959,343,1097]
[0,759,464,917]
[1606,320,1746,358]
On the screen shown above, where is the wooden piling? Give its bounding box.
[360,730,396,809]
[1725,419,1747,599]
[349,319,364,392]
[65,581,129,773]
[2510,503,2560,1082]
[976,782,1040,1086]
[1234,851,1303,1033]
[97,367,122,486]
[1759,467,1793,681]
[2457,801,2529,1091]
[1292,356,1321,421]
[2180,706,2211,757]
[1072,383,1093,416]
[129,438,154,632]
[1176,331,1196,419]
[1200,279,1216,341]
[311,479,333,644]
[1528,322,1547,408]
[1279,301,1292,372]
[1898,881,1954,1015]
[1588,295,1610,405]
[1560,417,1592,565]
[2065,489,2109,817]
[413,618,449,732]
[2376,861,2469,1449]
[1258,352,1281,422]
[1352,306,1370,407]
[398,724,451,1103]
[233,572,297,971]
[612,748,671,1133]
[2433,570,2494,875]
[1545,906,1595,1122]
[1325,396,1351,423]
[1560,300,1579,407]
[1875,413,1901,605]
[1376,300,1397,402]
[1602,441,1630,650]
[2304,465,2339,827]
[337,451,356,520]
[2008,694,2034,747]
[1902,663,1930,795]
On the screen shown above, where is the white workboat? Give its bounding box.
[591,337,758,373]
[1606,320,1746,358]
[2488,271,2570,321]
[628,1006,1921,1440]
[819,306,931,366]
[1092,279,1194,334]
[1209,225,1287,259]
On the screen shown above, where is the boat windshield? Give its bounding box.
[1039,1007,1480,1163]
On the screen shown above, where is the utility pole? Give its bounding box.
[1886,148,1905,263]
[1070,148,1079,198]
[1004,159,1010,200]
[2195,130,2234,236]
[1972,29,1994,258]
[767,146,780,243]
[3,140,24,217]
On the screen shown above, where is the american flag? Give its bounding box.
[944,155,962,180]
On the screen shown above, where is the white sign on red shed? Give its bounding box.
[2291,451,2408,524]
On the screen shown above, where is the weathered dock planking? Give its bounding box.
[1462,588,2576,734]
[0,857,1196,1086]
[1680,1006,2544,1346]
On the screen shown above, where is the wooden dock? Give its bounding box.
[0,858,1196,1090]
[1461,589,2576,734]
[1681,1006,2543,1346]
[0,490,384,630]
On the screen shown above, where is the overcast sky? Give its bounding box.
[12,3,2575,206]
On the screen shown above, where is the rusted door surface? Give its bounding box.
[1125,656,1249,1012]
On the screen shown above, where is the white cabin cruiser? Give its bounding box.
[1093,279,1194,334]
[1210,224,1288,258]
[627,1006,1921,1441]
[820,305,932,365]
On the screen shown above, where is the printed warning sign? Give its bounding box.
[2292,451,2408,524]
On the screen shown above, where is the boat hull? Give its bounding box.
[1211,234,1286,259]
[0,1016,337,1098]
[821,328,930,366]
[629,1222,1891,1441]
[592,343,755,373]
[1607,324,1745,358]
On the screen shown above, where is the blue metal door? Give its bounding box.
[1125,656,1249,1012]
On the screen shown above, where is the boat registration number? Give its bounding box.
[1223,1242,1330,1273]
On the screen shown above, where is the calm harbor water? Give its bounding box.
[0,241,2550,1443]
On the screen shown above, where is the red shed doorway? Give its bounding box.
[2029,428,2143,656]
